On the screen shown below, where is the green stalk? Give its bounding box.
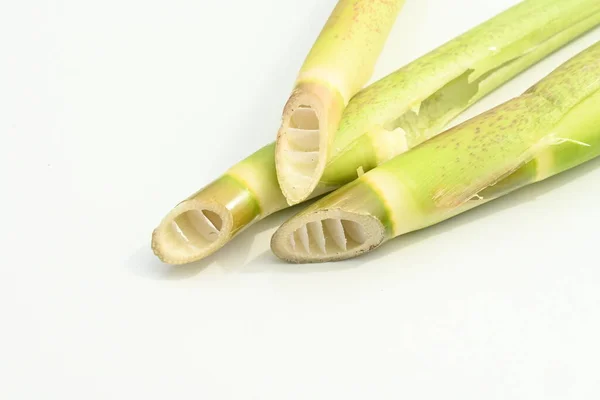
[275,0,405,205]
[271,42,600,263]
[152,0,600,265]
[320,0,600,186]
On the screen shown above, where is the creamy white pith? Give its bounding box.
[288,218,368,255]
[152,194,239,264]
[154,207,228,264]
[172,209,223,246]
[279,106,321,200]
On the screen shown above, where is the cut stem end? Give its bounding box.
[276,84,341,205]
[152,199,233,265]
[271,209,385,263]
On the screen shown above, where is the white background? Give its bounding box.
[2,0,600,398]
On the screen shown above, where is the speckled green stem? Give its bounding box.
[271,41,600,263]
[320,0,600,186]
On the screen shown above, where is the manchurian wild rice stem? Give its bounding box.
[306,0,600,190]
[275,0,405,205]
[152,0,600,265]
[271,41,600,263]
